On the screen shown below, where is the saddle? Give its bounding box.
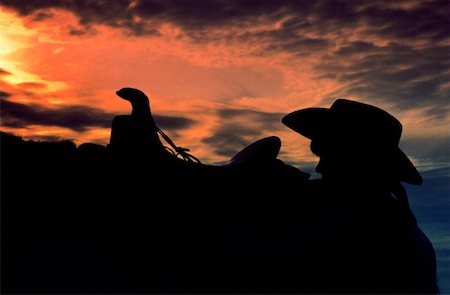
[113,88,284,169]
[225,136,281,167]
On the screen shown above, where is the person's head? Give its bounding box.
[282,99,421,187]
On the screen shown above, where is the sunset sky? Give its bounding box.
[1,0,449,290]
[1,0,448,167]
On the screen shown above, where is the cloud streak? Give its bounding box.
[1,98,194,132]
[4,1,447,42]
[0,68,12,75]
[1,98,114,132]
[203,108,284,158]
[317,42,450,118]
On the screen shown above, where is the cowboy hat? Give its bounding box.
[282,99,422,185]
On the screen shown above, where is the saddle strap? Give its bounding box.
[156,128,201,163]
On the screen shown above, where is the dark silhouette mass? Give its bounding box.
[1,89,437,294]
[283,99,437,293]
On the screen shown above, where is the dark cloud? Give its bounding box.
[134,0,287,31]
[1,0,64,15]
[154,115,195,131]
[202,124,255,158]
[1,0,139,34]
[68,26,96,36]
[0,91,13,99]
[317,42,450,119]
[420,167,450,179]
[265,37,330,56]
[334,41,380,57]
[0,68,12,75]
[0,98,195,132]
[3,1,446,42]
[359,1,450,42]
[69,28,85,36]
[203,108,284,158]
[218,108,284,129]
[27,135,66,142]
[33,11,53,21]
[1,0,131,24]
[1,98,113,131]
[402,135,450,169]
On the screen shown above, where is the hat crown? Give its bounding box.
[282,98,422,185]
[329,99,402,147]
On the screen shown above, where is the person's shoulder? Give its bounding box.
[304,178,327,194]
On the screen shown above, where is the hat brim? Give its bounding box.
[282,108,331,140]
[282,108,422,185]
[397,148,422,185]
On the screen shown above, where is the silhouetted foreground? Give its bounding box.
[1,89,437,294]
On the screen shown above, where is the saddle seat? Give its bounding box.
[225,136,281,167]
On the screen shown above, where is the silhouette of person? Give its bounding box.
[109,88,165,157]
[282,99,437,293]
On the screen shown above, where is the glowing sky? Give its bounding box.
[1,0,449,169]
